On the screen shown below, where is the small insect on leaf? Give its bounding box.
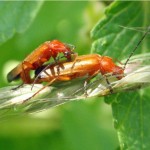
[7,40,77,84]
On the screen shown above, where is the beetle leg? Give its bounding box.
[20,61,33,84]
[24,78,57,103]
[103,74,113,93]
[31,69,51,90]
[54,57,61,76]
[12,82,24,90]
[70,58,81,74]
[83,70,100,97]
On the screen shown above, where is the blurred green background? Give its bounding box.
[0,1,119,150]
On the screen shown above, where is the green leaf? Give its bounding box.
[91,1,150,59]
[62,101,118,150]
[111,88,150,150]
[0,1,43,45]
[91,1,150,149]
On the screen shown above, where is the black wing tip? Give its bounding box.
[7,72,20,82]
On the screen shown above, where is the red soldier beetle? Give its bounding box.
[27,54,124,99]
[28,26,150,100]
[7,40,76,84]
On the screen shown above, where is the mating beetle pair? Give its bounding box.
[7,27,150,100]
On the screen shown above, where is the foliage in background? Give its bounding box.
[0,1,43,44]
[91,1,150,149]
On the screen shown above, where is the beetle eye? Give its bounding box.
[64,51,69,56]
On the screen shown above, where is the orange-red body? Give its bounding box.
[35,54,124,84]
[7,40,75,83]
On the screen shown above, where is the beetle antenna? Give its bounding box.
[118,25,150,34]
[123,26,150,70]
